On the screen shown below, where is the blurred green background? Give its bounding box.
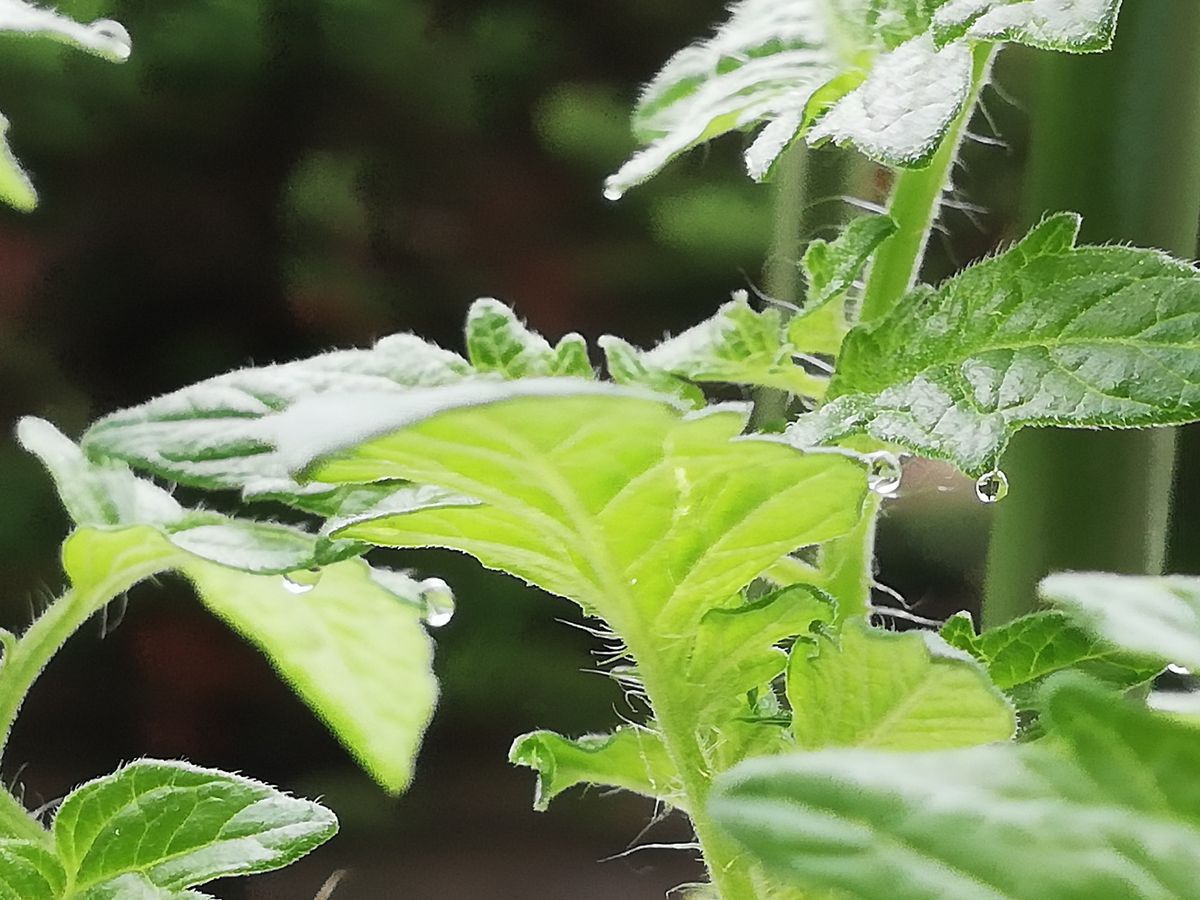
[0,2,1197,897]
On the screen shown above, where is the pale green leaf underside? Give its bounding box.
[81,300,599,512]
[713,677,1200,900]
[608,0,1120,195]
[53,760,336,894]
[790,213,1200,476]
[941,609,1161,695]
[787,622,1014,750]
[0,2,132,211]
[64,528,437,795]
[509,727,681,812]
[1041,571,1200,671]
[287,380,868,635]
[76,874,213,899]
[23,422,438,794]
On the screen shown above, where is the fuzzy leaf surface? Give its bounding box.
[0,840,64,900]
[288,380,868,638]
[787,622,1014,749]
[53,760,336,894]
[1041,572,1200,671]
[941,610,1161,696]
[713,677,1200,899]
[611,0,1124,192]
[790,213,1200,475]
[509,728,680,812]
[602,296,827,397]
[932,0,1121,51]
[467,298,593,378]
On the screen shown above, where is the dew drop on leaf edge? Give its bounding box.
[865,451,902,497]
[975,469,1009,504]
[419,577,456,628]
[88,18,132,61]
[282,569,322,595]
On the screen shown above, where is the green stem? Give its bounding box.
[859,43,995,325]
[632,647,759,900]
[821,492,881,622]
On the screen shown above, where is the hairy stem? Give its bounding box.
[632,644,760,900]
[858,42,995,325]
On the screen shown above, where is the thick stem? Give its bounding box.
[984,0,1200,625]
[632,647,760,900]
[859,43,995,325]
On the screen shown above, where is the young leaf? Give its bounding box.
[0,3,131,211]
[1041,571,1200,670]
[53,760,336,894]
[23,420,438,793]
[941,609,1161,696]
[80,332,471,509]
[610,0,1125,194]
[0,840,65,900]
[790,214,898,355]
[788,622,1014,750]
[712,676,1200,900]
[688,585,835,709]
[601,295,828,397]
[790,213,1200,476]
[509,727,681,812]
[467,298,593,378]
[281,380,868,639]
[82,299,594,511]
[932,0,1122,51]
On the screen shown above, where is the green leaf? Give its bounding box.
[0,840,65,900]
[77,874,214,899]
[601,295,828,397]
[80,332,471,508]
[19,418,349,575]
[597,335,706,407]
[185,554,438,793]
[24,421,438,793]
[0,4,131,211]
[790,213,1200,476]
[289,380,868,640]
[509,727,681,812]
[712,676,1200,900]
[932,0,1122,51]
[467,298,593,379]
[610,0,1125,193]
[1041,571,1200,670]
[790,215,898,355]
[53,760,336,894]
[787,621,1014,750]
[941,609,1161,696]
[688,585,835,712]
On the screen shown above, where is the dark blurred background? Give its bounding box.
[0,2,1197,897]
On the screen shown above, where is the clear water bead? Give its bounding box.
[88,19,132,61]
[975,469,1009,504]
[1167,663,1192,676]
[865,451,902,497]
[419,577,456,628]
[281,569,322,594]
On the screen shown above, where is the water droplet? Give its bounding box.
[419,577,456,628]
[602,184,623,202]
[1168,663,1192,676]
[282,568,322,595]
[974,469,1009,504]
[865,451,902,497]
[88,18,132,61]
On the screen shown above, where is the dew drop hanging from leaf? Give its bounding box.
[420,577,456,628]
[975,469,1009,504]
[866,451,902,497]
